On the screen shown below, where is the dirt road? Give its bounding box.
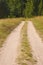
[27,21,43,65]
[0,21,25,65]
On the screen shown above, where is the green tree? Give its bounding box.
[0,0,43,18]
[33,0,39,16]
[24,0,33,17]
[6,0,15,17]
[14,0,21,17]
[0,0,9,18]
[38,0,42,15]
[41,0,43,15]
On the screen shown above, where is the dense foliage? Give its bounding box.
[0,0,43,18]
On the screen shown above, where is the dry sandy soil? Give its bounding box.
[27,21,43,65]
[0,21,25,65]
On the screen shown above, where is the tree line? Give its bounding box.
[0,0,43,18]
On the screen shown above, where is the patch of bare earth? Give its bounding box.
[0,21,25,65]
[27,21,43,65]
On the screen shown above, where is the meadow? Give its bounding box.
[0,18,25,47]
[31,16,43,40]
[0,16,43,48]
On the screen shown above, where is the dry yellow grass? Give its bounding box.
[0,18,25,47]
[0,16,43,47]
[28,16,43,40]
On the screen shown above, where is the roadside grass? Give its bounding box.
[28,16,43,40]
[0,16,43,47]
[0,18,25,47]
[16,22,37,65]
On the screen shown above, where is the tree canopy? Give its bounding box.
[0,0,43,18]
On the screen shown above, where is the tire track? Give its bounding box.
[27,21,43,65]
[0,21,25,65]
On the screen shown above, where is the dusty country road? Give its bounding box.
[0,21,25,65]
[27,21,43,65]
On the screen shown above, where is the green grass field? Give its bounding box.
[0,18,25,47]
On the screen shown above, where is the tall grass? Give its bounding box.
[0,18,25,47]
[31,16,43,40]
